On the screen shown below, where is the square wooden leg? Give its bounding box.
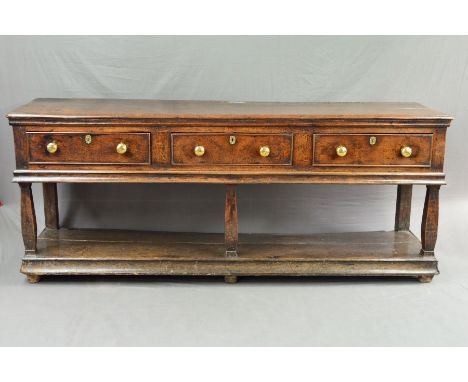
[43,183,59,229]
[421,185,440,256]
[225,185,238,258]
[19,183,37,253]
[395,185,412,231]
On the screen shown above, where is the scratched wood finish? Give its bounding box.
[395,185,412,231]
[7,99,451,283]
[421,185,440,255]
[43,183,59,229]
[19,183,37,252]
[313,134,432,167]
[28,132,150,164]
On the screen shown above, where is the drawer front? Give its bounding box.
[313,134,432,167]
[171,133,293,165]
[28,132,151,164]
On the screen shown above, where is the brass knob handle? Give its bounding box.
[46,142,58,154]
[336,145,347,157]
[116,142,127,154]
[194,145,205,157]
[259,146,270,157]
[400,146,412,158]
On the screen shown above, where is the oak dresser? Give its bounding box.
[8,99,452,283]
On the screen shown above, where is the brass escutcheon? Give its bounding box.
[229,135,236,145]
[369,136,377,145]
[85,134,92,144]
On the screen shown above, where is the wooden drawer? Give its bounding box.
[313,133,432,167]
[171,133,293,165]
[28,132,151,164]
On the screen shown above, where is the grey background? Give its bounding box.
[0,36,467,346]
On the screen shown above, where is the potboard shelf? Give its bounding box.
[20,228,438,279]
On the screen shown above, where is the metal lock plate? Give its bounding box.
[229,135,236,145]
[369,136,377,145]
[85,134,92,144]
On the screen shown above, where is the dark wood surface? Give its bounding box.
[421,185,440,255]
[171,133,292,165]
[8,98,450,283]
[20,228,438,279]
[11,126,448,185]
[7,98,452,121]
[28,132,151,164]
[395,185,412,231]
[34,228,424,260]
[9,99,450,186]
[43,183,59,229]
[224,185,238,257]
[19,183,37,252]
[313,134,432,167]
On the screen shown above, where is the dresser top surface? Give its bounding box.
[7,98,452,121]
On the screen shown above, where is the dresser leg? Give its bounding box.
[395,185,412,231]
[224,275,238,283]
[19,183,37,253]
[43,183,59,229]
[27,274,41,284]
[225,185,238,257]
[421,185,440,256]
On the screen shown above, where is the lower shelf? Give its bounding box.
[21,228,438,280]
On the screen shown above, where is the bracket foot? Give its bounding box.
[26,274,41,284]
[417,275,434,283]
[224,275,238,284]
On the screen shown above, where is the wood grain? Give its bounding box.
[10,118,449,186]
[21,229,438,279]
[12,172,448,185]
[313,134,432,167]
[27,132,150,164]
[34,228,425,260]
[171,133,292,165]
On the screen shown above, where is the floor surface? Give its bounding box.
[1,200,468,346]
